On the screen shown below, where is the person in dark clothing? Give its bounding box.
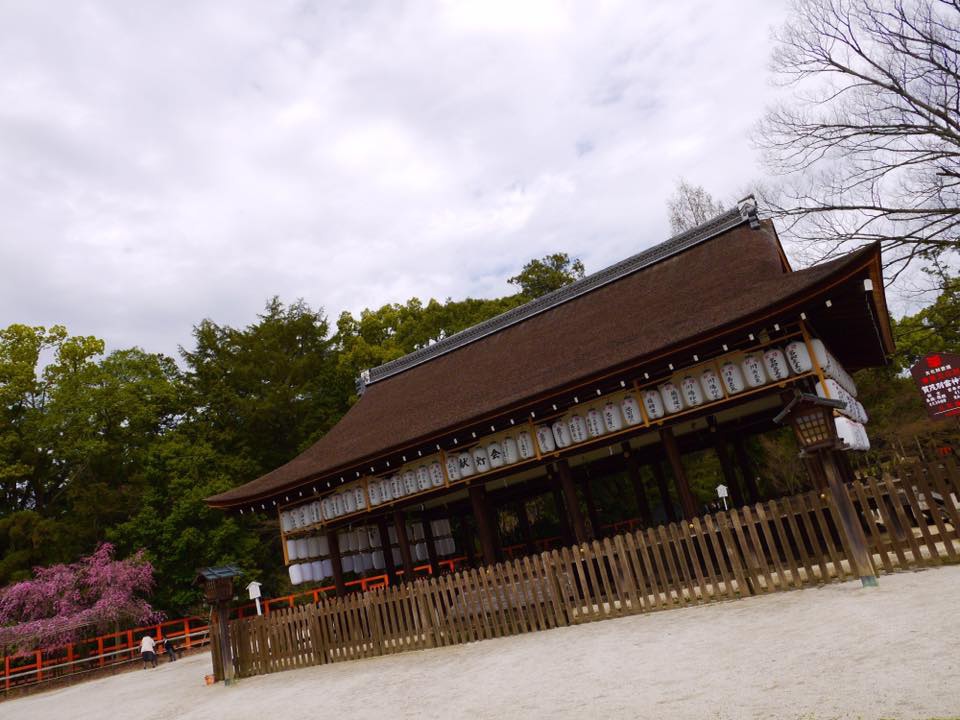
[162,637,178,662]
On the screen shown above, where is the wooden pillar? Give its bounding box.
[552,487,574,546]
[469,484,498,566]
[556,460,589,543]
[622,442,652,526]
[581,478,602,538]
[422,515,440,575]
[712,433,745,507]
[376,516,398,586]
[326,529,347,596]
[515,501,536,556]
[393,509,415,580]
[650,459,676,523]
[660,427,698,520]
[733,435,761,503]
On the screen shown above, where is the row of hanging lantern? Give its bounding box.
[287,520,457,585]
[279,333,869,538]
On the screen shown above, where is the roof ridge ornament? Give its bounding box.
[737,195,761,229]
[356,368,371,396]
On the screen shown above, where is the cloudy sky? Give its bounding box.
[0,0,792,359]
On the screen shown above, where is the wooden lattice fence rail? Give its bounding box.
[220,460,960,680]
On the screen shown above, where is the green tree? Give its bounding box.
[507,253,586,299]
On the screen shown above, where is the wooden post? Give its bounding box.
[394,510,416,580]
[469,484,498,566]
[712,432,744,507]
[650,460,676,523]
[457,514,477,567]
[733,435,761,503]
[622,442,652,526]
[515,501,536,555]
[326,529,347,596]
[215,601,234,684]
[821,451,878,587]
[660,427,698,520]
[556,459,589,543]
[422,515,440,575]
[376,516,399,585]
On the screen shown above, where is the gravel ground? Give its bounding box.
[5,565,960,720]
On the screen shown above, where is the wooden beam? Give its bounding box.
[660,426,698,520]
[555,459,589,543]
[622,441,652,526]
[393,509,415,580]
[326,529,346,597]
[375,516,398,586]
[469,484,498,566]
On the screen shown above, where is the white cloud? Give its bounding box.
[0,0,791,358]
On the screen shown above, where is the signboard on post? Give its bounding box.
[910,353,960,420]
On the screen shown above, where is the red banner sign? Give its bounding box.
[911,352,960,420]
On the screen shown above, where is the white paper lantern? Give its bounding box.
[517,431,535,459]
[320,498,332,521]
[585,408,606,437]
[403,471,417,495]
[357,529,370,551]
[286,539,299,561]
[742,354,767,387]
[367,527,380,548]
[416,466,431,492]
[487,441,505,468]
[700,368,724,401]
[568,415,588,443]
[536,425,556,453]
[372,550,385,570]
[552,420,573,448]
[784,341,812,374]
[368,481,382,506]
[458,451,476,477]
[642,390,665,420]
[763,348,791,381]
[310,561,323,581]
[472,445,491,473]
[720,361,745,394]
[295,538,309,559]
[333,494,346,517]
[301,561,314,583]
[411,522,424,541]
[280,511,292,533]
[445,456,461,481]
[380,478,394,502]
[660,383,684,414]
[318,535,330,556]
[321,559,333,579]
[354,487,367,510]
[680,376,704,407]
[341,555,354,573]
[602,402,624,431]
[288,563,303,586]
[307,535,322,558]
[344,490,357,514]
[501,436,519,464]
[621,395,643,426]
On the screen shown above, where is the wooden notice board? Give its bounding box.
[911,352,960,420]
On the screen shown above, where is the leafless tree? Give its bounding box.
[667,179,725,233]
[756,0,960,283]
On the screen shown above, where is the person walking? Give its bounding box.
[161,636,178,662]
[140,634,158,669]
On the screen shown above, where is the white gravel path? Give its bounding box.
[5,565,959,720]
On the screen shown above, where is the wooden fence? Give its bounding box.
[221,460,960,680]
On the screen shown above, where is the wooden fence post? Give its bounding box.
[823,453,877,587]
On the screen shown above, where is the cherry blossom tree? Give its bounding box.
[0,543,161,652]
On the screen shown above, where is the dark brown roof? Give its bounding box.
[208,220,885,508]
